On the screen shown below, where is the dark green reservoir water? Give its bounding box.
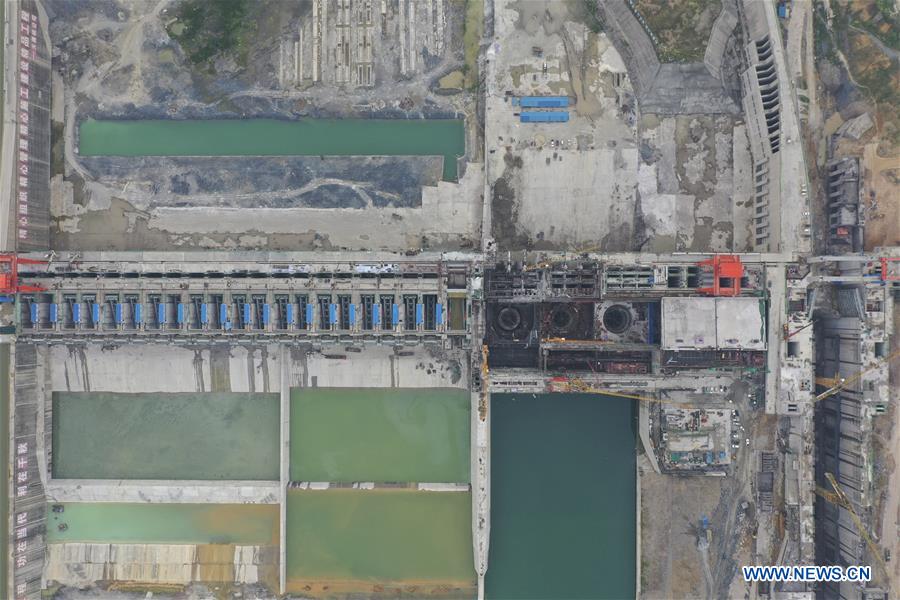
[0,345,8,596]
[487,393,636,600]
[78,118,466,181]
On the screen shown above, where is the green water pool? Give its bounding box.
[78,118,466,181]
[52,392,279,480]
[46,503,279,545]
[286,489,474,590]
[290,387,470,483]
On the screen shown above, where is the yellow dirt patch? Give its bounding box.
[286,576,476,599]
[439,70,465,89]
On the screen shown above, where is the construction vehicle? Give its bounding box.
[815,347,900,402]
[523,245,601,271]
[815,472,888,583]
[782,321,814,339]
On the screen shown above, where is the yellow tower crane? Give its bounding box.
[815,472,889,584]
[479,344,489,420]
[815,347,900,402]
[551,377,702,407]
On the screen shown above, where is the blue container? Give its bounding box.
[115,303,123,324]
[392,304,399,327]
[520,95,569,108]
[49,303,58,323]
[415,303,424,326]
[177,303,185,324]
[348,304,356,326]
[201,303,208,324]
[329,303,337,325]
[373,304,381,327]
[29,303,37,325]
[520,111,569,123]
[219,303,228,327]
[243,303,251,325]
[263,304,270,325]
[92,303,100,325]
[157,303,166,325]
[135,304,143,324]
[0,296,14,303]
[73,303,82,324]
[436,303,443,326]
[286,303,294,326]
[306,303,315,328]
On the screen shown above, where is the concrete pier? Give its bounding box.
[279,344,290,595]
[45,480,279,504]
[471,384,490,600]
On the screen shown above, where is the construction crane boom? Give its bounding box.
[815,472,889,583]
[815,347,900,402]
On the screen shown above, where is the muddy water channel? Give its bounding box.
[78,118,466,181]
[47,503,278,545]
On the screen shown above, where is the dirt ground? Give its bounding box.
[632,0,722,62]
[862,140,900,250]
[873,301,900,593]
[285,577,475,599]
[640,393,772,600]
[47,0,483,253]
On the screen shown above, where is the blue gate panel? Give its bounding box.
[391,304,399,327]
[348,304,356,326]
[286,303,294,325]
[263,304,270,325]
[73,303,82,324]
[415,303,424,326]
[219,303,228,326]
[135,304,143,324]
[29,303,37,324]
[177,303,185,324]
[49,304,58,323]
[372,304,381,327]
[436,303,444,325]
[243,304,251,325]
[92,303,100,325]
[306,304,315,328]
[520,111,569,123]
[115,303,123,324]
[519,95,569,108]
[157,303,166,325]
[201,304,208,324]
[329,303,337,325]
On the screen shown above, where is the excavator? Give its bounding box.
[815,472,889,584]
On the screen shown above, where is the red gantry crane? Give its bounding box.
[0,254,46,296]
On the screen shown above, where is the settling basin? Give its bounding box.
[46,503,279,545]
[486,393,637,599]
[78,118,466,181]
[290,387,469,483]
[286,489,475,597]
[52,392,279,480]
